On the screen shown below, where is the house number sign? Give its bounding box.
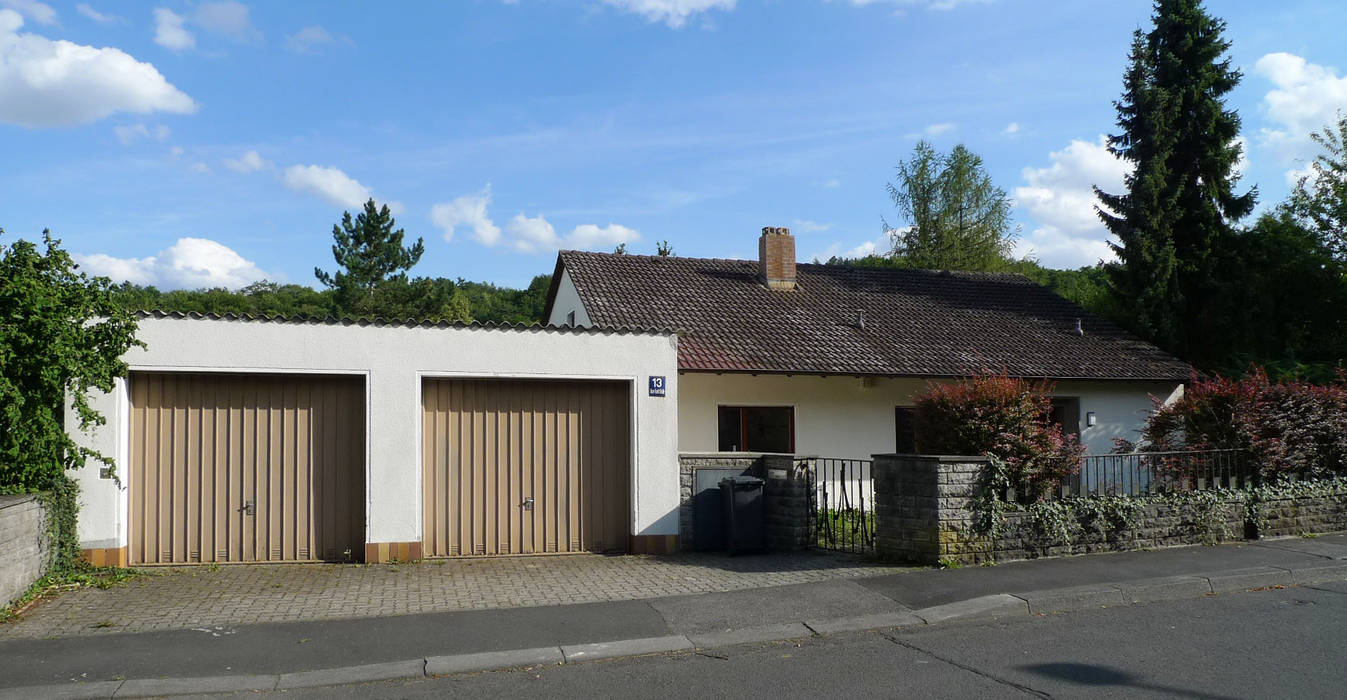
[648,376,666,397]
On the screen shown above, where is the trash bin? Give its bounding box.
[719,476,765,555]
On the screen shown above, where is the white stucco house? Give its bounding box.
[63,225,1187,566]
[543,226,1189,462]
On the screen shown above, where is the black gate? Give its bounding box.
[808,457,875,553]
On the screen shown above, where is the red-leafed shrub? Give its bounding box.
[1139,368,1347,480]
[914,371,1086,501]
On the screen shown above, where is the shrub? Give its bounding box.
[914,371,1085,501]
[1140,368,1347,480]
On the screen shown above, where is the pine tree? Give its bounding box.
[314,199,425,312]
[1096,0,1255,365]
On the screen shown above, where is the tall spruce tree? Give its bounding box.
[315,199,425,313]
[1096,0,1255,366]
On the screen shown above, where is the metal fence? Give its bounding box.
[805,457,875,553]
[1054,449,1254,498]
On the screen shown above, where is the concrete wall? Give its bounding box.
[0,494,54,607]
[678,372,1182,459]
[65,316,680,555]
[546,269,591,328]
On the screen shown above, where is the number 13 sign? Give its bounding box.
[648,376,666,397]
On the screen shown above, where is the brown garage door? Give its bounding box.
[422,379,630,557]
[130,372,365,564]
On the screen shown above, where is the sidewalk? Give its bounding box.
[2,534,1345,698]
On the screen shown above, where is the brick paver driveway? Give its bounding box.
[0,552,904,639]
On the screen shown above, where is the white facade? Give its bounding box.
[66,316,680,552]
[678,372,1183,460]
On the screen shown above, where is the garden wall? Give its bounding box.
[873,454,1347,566]
[0,494,55,607]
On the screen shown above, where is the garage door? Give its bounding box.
[129,373,365,564]
[421,379,630,557]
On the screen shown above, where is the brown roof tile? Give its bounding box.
[550,251,1190,381]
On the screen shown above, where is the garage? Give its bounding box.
[129,372,366,564]
[421,378,631,557]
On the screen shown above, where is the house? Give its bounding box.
[66,315,683,565]
[63,226,1188,566]
[543,226,1189,461]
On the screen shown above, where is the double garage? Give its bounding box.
[72,315,678,565]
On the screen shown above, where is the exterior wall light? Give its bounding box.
[1086,411,1097,427]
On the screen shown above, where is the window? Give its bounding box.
[566,310,576,326]
[717,406,794,453]
[1049,397,1081,441]
[895,406,917,453]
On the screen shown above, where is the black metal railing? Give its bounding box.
[1053,449,1254,498]
[806,457,875,553]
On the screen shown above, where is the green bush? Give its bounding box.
[1,229,140,495]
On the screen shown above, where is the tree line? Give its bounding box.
[836,0,1346,383]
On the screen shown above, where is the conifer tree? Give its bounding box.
[1096,0,1255,365]
[315,199,425,312]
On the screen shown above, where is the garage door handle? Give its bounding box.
[521,497,534,511]
[239,499,255,516]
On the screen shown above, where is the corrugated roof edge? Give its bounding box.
[134,310,678,336]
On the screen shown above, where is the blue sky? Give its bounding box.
[2,0,1346,289]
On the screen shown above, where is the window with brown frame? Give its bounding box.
[717,406,794,453]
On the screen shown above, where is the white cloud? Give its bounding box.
[114,122,170,144]
[792,219,832,233]
[285,25,338,53]
[74,237,268,289]
[282,164,373,208]
[566,223,641,249]
[0,10,196,127]
[1254,52,1347,177]
[76,4,121,24]
[153,7,193,50]
[602,0,735,28]
[1003,122,1020,135]
[816,178,842,189]
[810,232,894,261]
[506,213,560,253]
[923,122,954,137]
[431,186,640,253]
[188,161,210,173]
[845,0,993,9]
[1013,135,1130,268]
[0,0,56,25]
[430,187,502,245]
[194,1,259,42]
[223,149,271,172]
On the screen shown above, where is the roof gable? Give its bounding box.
[551,250,1190,381]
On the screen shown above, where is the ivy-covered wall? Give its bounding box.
[873,454,1347,566]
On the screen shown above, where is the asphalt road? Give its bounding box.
[231,579,1347,699]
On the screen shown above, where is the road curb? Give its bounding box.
[6,564,1346,698]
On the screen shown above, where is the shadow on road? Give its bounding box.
[1021,662,1242,700]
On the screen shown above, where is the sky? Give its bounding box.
[2,0,1346,290]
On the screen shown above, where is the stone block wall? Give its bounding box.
[677,453,814,552]
[873,454,1347,566]
[1,494,55,607]
[762,455,814,552]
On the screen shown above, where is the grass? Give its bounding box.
[816,508,876,550]
[1,564,144,624]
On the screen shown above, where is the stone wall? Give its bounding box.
[1,494,55,607]
[677,453,813,552]
[873,454,1347,566]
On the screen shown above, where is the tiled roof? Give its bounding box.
[551,251,1191,381]
[135,310,674,337]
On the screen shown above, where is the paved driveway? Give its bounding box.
[0,552,903,640]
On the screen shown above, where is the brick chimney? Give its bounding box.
[758,226,796,291]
